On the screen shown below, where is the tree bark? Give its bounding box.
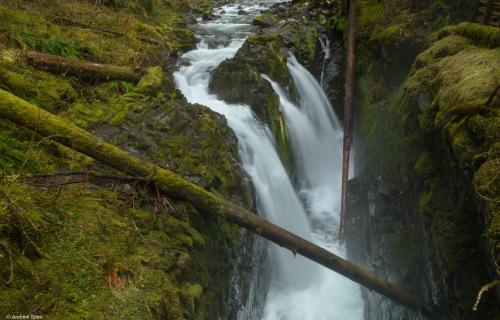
[22,51,140,82]
[0,89,438,318]
[340,0,356,241]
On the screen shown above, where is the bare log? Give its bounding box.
[22,51,139,82]
[0,89,438,318]
[340,0,356,241]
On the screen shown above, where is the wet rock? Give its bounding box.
[253,14,279,28]
[283,23,318,64]
[237,9,247,15]
[96,69,253,207]
[202,12,219,21]
[210,60,274,122]
[135,66,175,96]
[417,92,432,111]
[233,34,291,88]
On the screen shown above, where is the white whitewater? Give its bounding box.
[173,1,364,319]
[318,34,331,89]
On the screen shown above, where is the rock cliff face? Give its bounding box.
[338,2,500,319]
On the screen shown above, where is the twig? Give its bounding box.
[0,190,44,258]
[485,85,499,107]
[474,188,500,203]
[17,135,63,174]
[472,280,500,311]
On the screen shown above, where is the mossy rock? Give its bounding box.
[209,60,274,122]
[234,33,291,88]
[437,22,500,47]
[136,65,175,96]
[276,21,318,65]
[253,14,279,28]
[413,151,438,177]
[406,31,500,169]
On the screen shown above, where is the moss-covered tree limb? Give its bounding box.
[22,51,140,82]
[0,89,438,318]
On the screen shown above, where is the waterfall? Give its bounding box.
[261,57,362,320]
[174,2,364,319]
[318,34,331,89]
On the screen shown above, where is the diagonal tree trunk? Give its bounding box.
[0,89,438,318]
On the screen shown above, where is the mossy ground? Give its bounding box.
[0,177,239,319]
[0,0,248,318]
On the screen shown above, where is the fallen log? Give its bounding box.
[22,51,140,82]
[0,89,438,318]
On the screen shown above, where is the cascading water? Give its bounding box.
[318,34,331,89]
[174,1,364,319]
[261,56,362,320]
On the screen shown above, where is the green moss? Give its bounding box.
[474,158,500,249]
[438,22,500,47]
[0,166,240,319]
[408,33,499,122]
[293,25,318,64]
[413,151,437,177]
[14,32,89,59]
[0,63,76,113]
[236,33,290,87]
[181,283,203,314]
[266,95,294,171]
[253,14,279,28]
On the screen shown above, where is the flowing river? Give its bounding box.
[174,1,364,319]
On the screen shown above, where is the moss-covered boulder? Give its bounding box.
[209,60,274,121]
[274,20,318,66]
[253,14,279,28]
[233,34,291,88]
[96,91,253,204]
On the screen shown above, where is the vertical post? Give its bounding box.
[339,0,356,242]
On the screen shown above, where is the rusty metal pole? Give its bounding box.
[339,0,356,242]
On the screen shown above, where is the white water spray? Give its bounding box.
[318,34,331,89]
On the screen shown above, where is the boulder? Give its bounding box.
[253,14,279,28]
